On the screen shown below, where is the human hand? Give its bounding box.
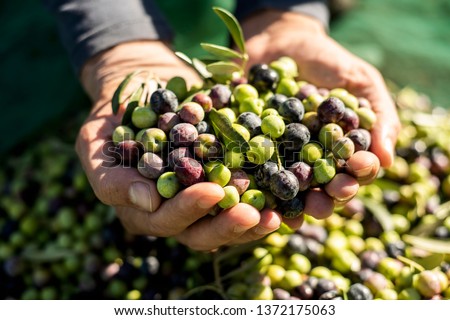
[76,41,283,251]
[241,10,401,223]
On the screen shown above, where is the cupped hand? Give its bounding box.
[242,10,400,223]
[76,41,283,251]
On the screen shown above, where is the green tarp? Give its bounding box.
[1,0,449,153]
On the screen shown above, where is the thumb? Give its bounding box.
[76,114,162,212]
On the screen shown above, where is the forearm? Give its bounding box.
[42,0,172,75]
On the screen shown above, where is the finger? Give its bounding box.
[303,189,334,220]
[229,208,283,245]
[324,173,359,202]
[345,151,380,185]
[175,203,262,251]
[281,214,305,231]
[364,69,401,168]
[116,182,225,237]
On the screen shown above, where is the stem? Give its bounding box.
[213,251,225,294]
[397,255,426,272]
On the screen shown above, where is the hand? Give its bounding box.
[76,41,283,251]
[242,10,401,224]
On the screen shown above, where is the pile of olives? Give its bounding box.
[215,87,450,300]
[111,56,378,218]
[0,86,449,300]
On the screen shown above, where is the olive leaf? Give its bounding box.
[175,51,193,65]
[412,253,445,270]
[212,7,246,54]
[192,58,213,79]
[121,83,145,125]
[111,70,143,114]
[360,196,394,231]
[200,43,244,60]
[209,109,249,153]
[403,234,450,254]
[206,61,242,78]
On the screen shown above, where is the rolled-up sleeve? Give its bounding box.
[42,0,173,74]
[235,0,330,28]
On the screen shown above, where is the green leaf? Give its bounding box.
[111,70,142,114]
[206,61,242,78]
[192,58,213,79]
[403,234,450,254]
[407,253,445,271]
[175,51,193,65]
[200,43,244,60]
[121,83,145,125]
[212,7,246,54]
[360,196,394,231]
[209,109,249,153]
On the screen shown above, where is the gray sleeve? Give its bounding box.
[42,0,173,75]
[235,0,330,28]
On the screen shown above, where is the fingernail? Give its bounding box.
[385,139,394,160]
[254,226,273,235]
[129,182,153,211]
[353,165,373,178]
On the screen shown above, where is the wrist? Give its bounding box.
[80,40,197,102]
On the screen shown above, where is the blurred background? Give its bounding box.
[0,0,449,300]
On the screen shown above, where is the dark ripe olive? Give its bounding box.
[195,120,211,134]
[273,288,291,300]
[294,283,314,300]
[278,97,305,123]
[386,241,406,258]
[174,157,205,186]
[315,278,337,297]
[169,123,198,147]
[249,67,279,92]
[337,108,360,132]
[317,97,346,123]
[282,123,311,151]
[209,84,232,109]
[287,234,308,254]
[137,152,165,179]
[236,112,262,137]
[150,88,178,114]
[276,194,305,218]
[267,94,288,110]
[319,290,341,300]
[360,250,387,270]
[346,129,371,152]
[288,162,313,191]
[347,283,374,300]
[269,170,300,200]
[167,147,192,169]
[254,161,278,189]
[158,112,181,133]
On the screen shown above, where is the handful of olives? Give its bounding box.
[110,55,377,219]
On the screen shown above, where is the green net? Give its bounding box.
[330,0,450,108]
[1,0,449,153]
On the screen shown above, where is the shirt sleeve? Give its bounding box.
[235,0,330,29]
[42,0,173,75]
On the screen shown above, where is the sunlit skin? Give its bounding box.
[76,10,400,251]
